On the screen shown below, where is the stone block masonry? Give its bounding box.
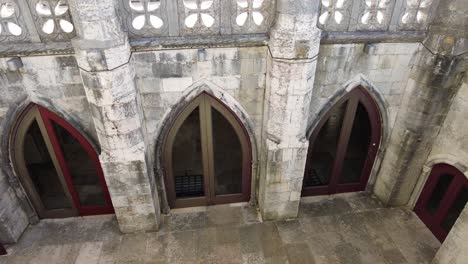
[0,4,466,264]
[258,0,321,220]
[0,54,95,242]
[69,0,160,233]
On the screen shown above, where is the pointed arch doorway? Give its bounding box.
[163,93,251,208]
[302,86,382,196]
[12,104,114,218]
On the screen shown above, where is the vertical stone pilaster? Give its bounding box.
[373,0,467,206]
[259,0,321,220]
[68,0,160,232]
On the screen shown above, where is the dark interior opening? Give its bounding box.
[24,120,70,210]
[172,107,204,198]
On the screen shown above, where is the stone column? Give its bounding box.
[373,0,467,206]
[258,0,321,220]
[431,204,468,263]
[68,0,160,232]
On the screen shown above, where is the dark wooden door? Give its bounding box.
[12,104,114,218]
[415,163,468,242]
[163,93,251,208]
[302,86,382,196]
[0,243,6,255]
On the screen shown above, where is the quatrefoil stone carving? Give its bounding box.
[35,0,74,34]
[236,0,264,27]
[360,0,391,25]
[128,0,163,30]
[319,0,348,25]
[183,0,215,28]
[0,1,23,37]
[400,0,432,27]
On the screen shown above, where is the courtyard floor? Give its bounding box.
[1,193,440,264]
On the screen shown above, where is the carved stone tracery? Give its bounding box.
[0,0,27,42]
[231,0,273,34]
[356,0,395,31]
[30,0,76,41]
[399,0,434,30]
[318,0,353,31]
[121,0,168,37]
[178,0,219,35]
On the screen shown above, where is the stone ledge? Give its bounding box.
[0,35,269,58]
[321,31,427,44]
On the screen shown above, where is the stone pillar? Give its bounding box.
[68,0,160,232]
[258,0,321,220]
[431,204,468,263]
[373,0,467,206]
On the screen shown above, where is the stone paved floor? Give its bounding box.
[1,192,440,264]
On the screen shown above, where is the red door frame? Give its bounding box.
[37,105,114,216]
[414,163,467,242]
[302,86,382,196]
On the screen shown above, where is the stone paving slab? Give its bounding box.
[0,193,440,264]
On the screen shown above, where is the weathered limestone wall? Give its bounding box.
[134,47,266,157]
[309,43,419,191]
[134,47,266,210]
[409,74,468,264]
[0,55,94,243]
[0,56,96,138]
[258,0,321,220]
[312,43,419,131]
[373,0,467,206]
[432,204,468,264]
[0,168,27,244]
[410,74,468,264]
[69,0,160,233]
[426,75,468,170]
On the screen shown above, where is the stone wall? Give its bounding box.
[372,0,467,207]
[426,75,468,170]
[0,55,95,243]
[134,46,266,210]
[309,42,419,191]
[0,2,465,257]
[411,74,468,264]
[0,55,97,141]
[432,204,468,264]
[0,165,28,243]
[136,46,266,152]
[311,43,419,132]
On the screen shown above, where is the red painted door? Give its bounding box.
[13,104,114,218]
[37,106,114,216]
[415,163,468,242]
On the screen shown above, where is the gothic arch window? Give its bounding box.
[163,93,251,208]
[11,104,113,218]
[302,86,382,196]
[415,163,467,242]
